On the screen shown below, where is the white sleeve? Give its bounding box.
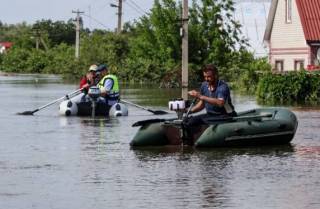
[104,79,113,91]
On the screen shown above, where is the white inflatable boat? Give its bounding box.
[59,87,128,117]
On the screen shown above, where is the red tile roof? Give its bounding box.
[296,0,320,42]
[0,42,13,48]
[264,0,320,42]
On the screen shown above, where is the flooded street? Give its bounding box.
[0,74,319,209]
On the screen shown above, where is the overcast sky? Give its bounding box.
[0,0,154,31]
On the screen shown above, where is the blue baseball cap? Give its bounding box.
[96,64,108,72]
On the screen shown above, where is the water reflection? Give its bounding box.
[0,74,61,84]
[131,145,295,163]
[131,145,296,208]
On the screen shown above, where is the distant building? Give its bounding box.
[264,0,320,72]
[0,42,13,54]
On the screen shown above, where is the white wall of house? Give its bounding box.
[0,46,6,54]
[269,0,309,71]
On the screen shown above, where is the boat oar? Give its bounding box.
[17,88,83,115]
[120,99,168,115]
[132,113,274,127]
[132,118,177,127]
[204,113,273,124]
[184,98,197,119]
[132,99,197,127]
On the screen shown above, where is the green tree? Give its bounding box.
[44,43,75,75]
[0,22,34,49]
[189,0,248,77]
[80,31,130,77]
[33,19,77,46]
[0,46,30,72]
[126,0,181,83]
[126,0,249,84]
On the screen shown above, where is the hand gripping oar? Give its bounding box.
[183,98,197,120]
[132,99,197,127]
[17,88,83,115]
[120,99,168,115]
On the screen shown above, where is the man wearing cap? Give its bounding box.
[96,64,120,109]
[79,64,98,90]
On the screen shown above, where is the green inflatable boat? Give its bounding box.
[130,108,298,147]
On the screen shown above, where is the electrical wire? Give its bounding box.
[126,0,147,15]
[82,13,109,29]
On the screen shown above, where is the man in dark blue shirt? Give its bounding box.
[184,64,236,145]
[188,64,236,116]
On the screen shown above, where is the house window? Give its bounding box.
[275,60,284,72]
[316,48,320,65]
[286,0,292,23]
[294,60,304,71]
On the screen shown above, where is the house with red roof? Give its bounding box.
[264,0,320,71]
[0,42,13,54]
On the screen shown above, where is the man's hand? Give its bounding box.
[188,90,201,99]
[82,87,88,94]
[82,83,90,89]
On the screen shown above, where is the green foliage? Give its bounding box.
[227,51,271,93]
[0,22,34,49]
[24,49,49,73]
[33,19,77,46]
[0,46,30,72]
[189,0,248,68]
[126,0,181,83]
[256,71,320,103]
[80,32,129,75]
[0,43,76,75]
[125,0,251,84]
[44,43,75,75]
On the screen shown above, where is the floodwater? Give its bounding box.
[0,74,319,209]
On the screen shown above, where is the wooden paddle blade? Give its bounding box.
[17,111,35,115]
[150,110,169,115]
[132,118,167,127]
[17,108,39,115]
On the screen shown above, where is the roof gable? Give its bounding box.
[263,0,278,42]
[264,0,320,42]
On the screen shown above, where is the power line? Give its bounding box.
[125,2,144,16]
[86,0,111,11]
[77,0,149,30]
[90,1,112,15]
[82,14,109,29]
[79,0,115,30]
[126,0,147,15]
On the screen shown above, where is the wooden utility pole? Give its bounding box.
[181,0,189,100]
[33,29,41,50]
[111,0,123,34]
[32,29,48,51]
[117,0,123,34]
[35,34,40,50]
[72,9,84,59]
